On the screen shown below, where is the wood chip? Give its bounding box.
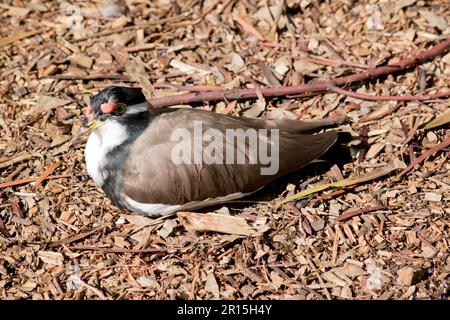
[397,267,425,286]
[71,54,94,69]
[424,192,442,202]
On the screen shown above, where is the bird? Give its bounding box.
[73,86,344,217]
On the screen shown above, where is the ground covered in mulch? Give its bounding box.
[0,0,449,300]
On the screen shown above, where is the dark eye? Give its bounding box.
[115,103,127,113]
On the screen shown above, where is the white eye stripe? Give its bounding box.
[124,102,150,114]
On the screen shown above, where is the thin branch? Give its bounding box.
[394,135,450,181]
[146,39,450,108]
[329,85,450,101]
[0,217,11,238]
[308,188,351,206]
[0,174,72,189]
[48,74,130,81]
[72,14,190,42]
[69,245,188,254]
[336,205,393,222]
[34,161,61,188]
[46,72,185,82]
[47,224,108,248]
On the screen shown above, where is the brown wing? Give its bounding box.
[122,109,338,205]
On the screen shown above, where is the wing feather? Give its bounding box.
[123,109,338,205]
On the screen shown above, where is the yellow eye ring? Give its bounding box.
[115,103,127,113]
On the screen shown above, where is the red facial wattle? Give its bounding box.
[100,102,116,113]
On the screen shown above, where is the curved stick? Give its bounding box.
[148,39,450,108]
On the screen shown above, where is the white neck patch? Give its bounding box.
[85,119,128,187]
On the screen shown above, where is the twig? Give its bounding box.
[45,72,185,82]
[272,265,324,300]
[34,161,61,188]
[6,163,27,180]
[78,279,108,300]
[69,245,188,254]
[402,116,422,147]
[304,54,370,69]
[125,43,159,53]
[47,225,106,248]
[0,29,46,48]
[47,74,129,81]
[336,205,393,222]
[394,135,450,181]
[329,85,450,101]
[269,0,285,39]
[146,39,450,108]
[0,217,11,238]
[331,225,340,264]
[72,14,190,42]
[0,174,72,189]
[0,151,32,169]
[401,119,417,164]
[307,256,332,300]
[308,188,351,206]
[10,201,23,219]
[234,15,265,41]
[358,126,369,163]
[156,83,225,92]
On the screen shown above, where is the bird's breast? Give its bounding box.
[85,131,108,187]
[85,120,129,187]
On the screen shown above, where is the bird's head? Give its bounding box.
[72,86,148,143]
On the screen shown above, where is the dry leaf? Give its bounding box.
[395,0,417,11]
[233,15,265,41]
[123,214,154,226]
[156,219,177,239]
[38,251,64,266]
[71,54,93,69]
[4,5,30,18]
[360,103,397,122]
[136,276,159,288]
[270,271,284,289]
[424,192,442,202]
[102,0,129,18]
[169,59,210,76]
[36,95,72,112]
[365,142,385,159]
[204,272,220,298]
[420,11,447,31]
[177,212,269,236]
[274,56,291,77]
[423,110,450,130]
[226,53,245,73]
[129,227,151,246]
[293,59,322,74]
